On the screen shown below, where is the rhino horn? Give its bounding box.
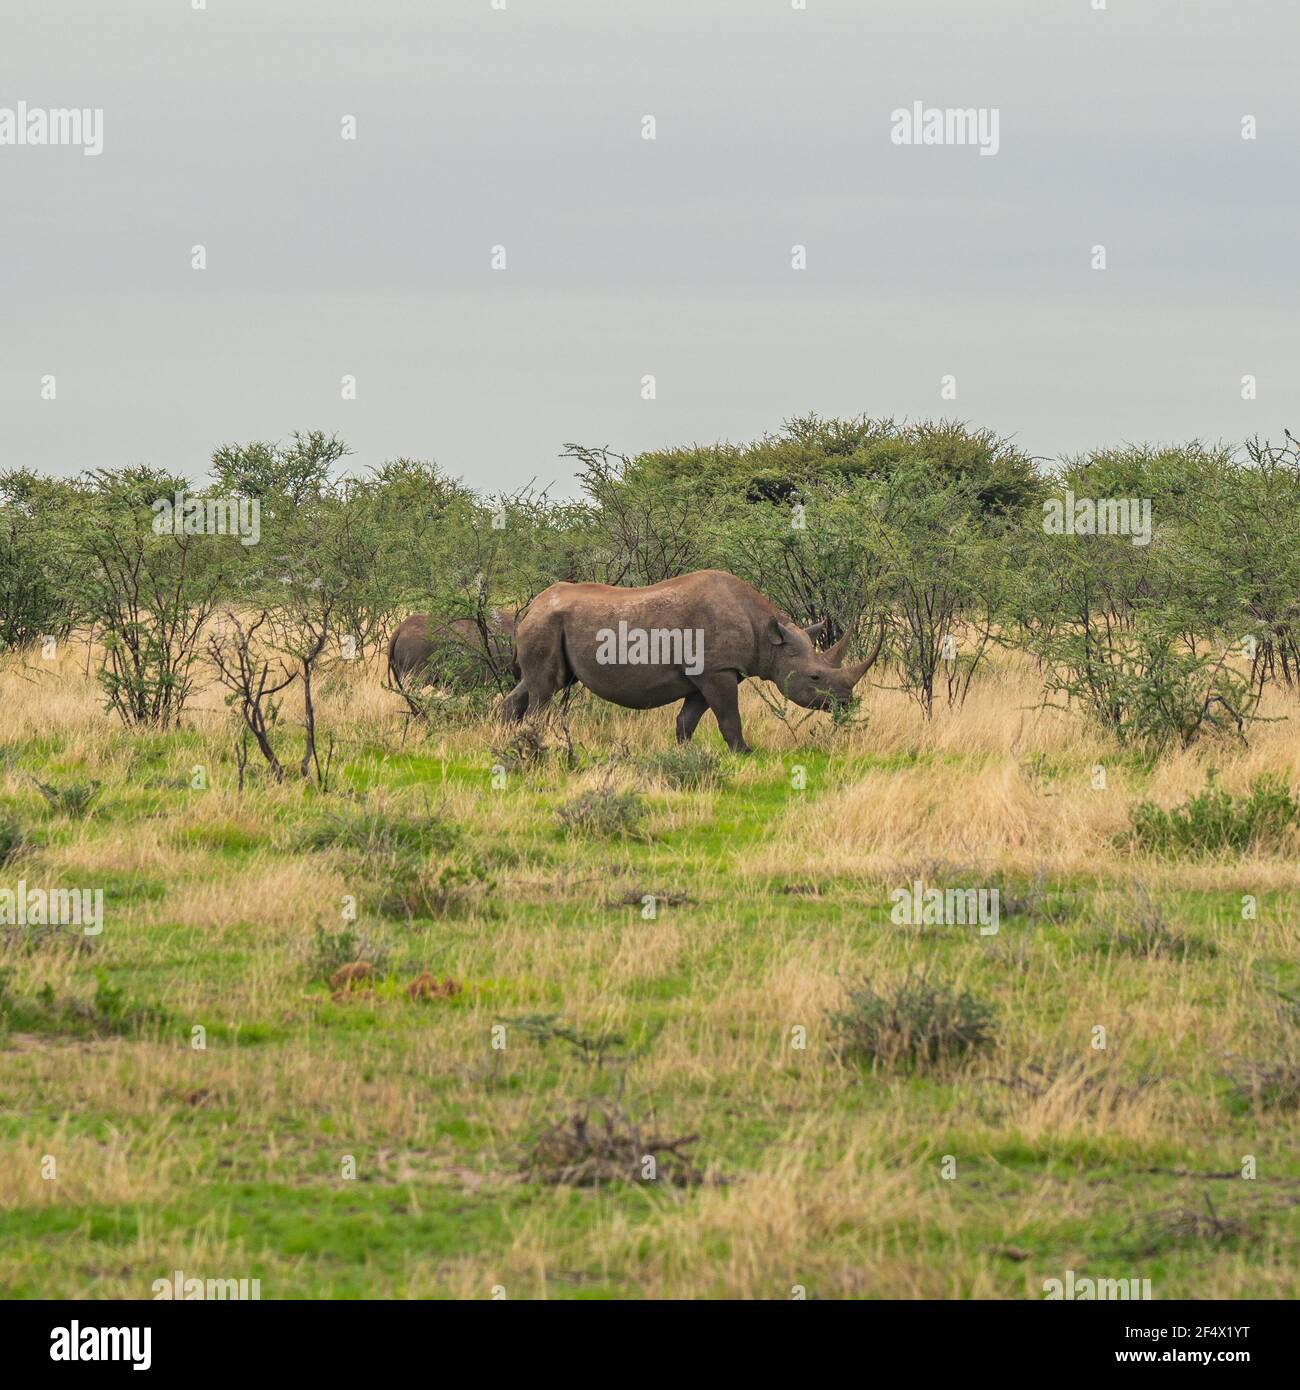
[825,628,853,666]
[844,618,887,683]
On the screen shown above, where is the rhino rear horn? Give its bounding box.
[825,628,853,666]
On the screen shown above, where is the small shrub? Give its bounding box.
[1227,1059,1300,1112]
[307,802,485,922]
[832,974,996,1070]
[985,1059,1165,1112]
[988,867,1083,926]
[377,854,494,920]
[306,923,389,983]
[304,802,460,860]
[1105,918,1216,961]
[492,727,548,773]
[639,745,730,791]
[30,777,101,819]
[496,1012,634,1066]
[0,810,26,867]
[0,970,168,1039]
[1039,625,1260,751]
[1127,771,1300,856]
[0,923,96,958]
[85,973,171,1033]
[1102,883,1217,959]
[523,1103,704,1187]
[1134,1195,1258,1254]
[556,786,647,838]
[1225,986,1300,1111]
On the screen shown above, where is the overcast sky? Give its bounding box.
[2,0,1296,496]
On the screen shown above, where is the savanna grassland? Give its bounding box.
[2,639,1298,1300]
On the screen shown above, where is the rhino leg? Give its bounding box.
[675,692,709,744]
[516,633,571,722]
[500,681,529,722]
[692,672,751,754]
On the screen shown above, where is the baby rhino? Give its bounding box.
[501,569,882,752]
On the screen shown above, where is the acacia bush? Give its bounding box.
[1127,772,1300,856]
[7,418,1300,760]
[81,467,232,729]
[639,745,730,790]
[556,784,648,838]
[1037,622,1259,750]
[0,471,89,651]
[1013,438,1300,746]
[832,975,997,1071]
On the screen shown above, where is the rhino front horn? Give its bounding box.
[845,619,887,684]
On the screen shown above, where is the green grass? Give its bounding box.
[2,691,1299,1299]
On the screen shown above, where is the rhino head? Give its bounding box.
[764,617,885,711]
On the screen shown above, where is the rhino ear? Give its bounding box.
[803,619,828,643]
[767,617,793,646]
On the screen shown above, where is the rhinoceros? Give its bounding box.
[388,609,520,690]
[500,570,883,752]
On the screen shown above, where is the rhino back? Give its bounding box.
[523,572,769,678]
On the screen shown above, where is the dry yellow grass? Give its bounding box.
[1,643,1298,1298]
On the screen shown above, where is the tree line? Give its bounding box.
[2,417,1298,758]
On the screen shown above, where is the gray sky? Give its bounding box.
[3,0,1297,496]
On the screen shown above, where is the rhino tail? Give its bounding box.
[386,625,405,685]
